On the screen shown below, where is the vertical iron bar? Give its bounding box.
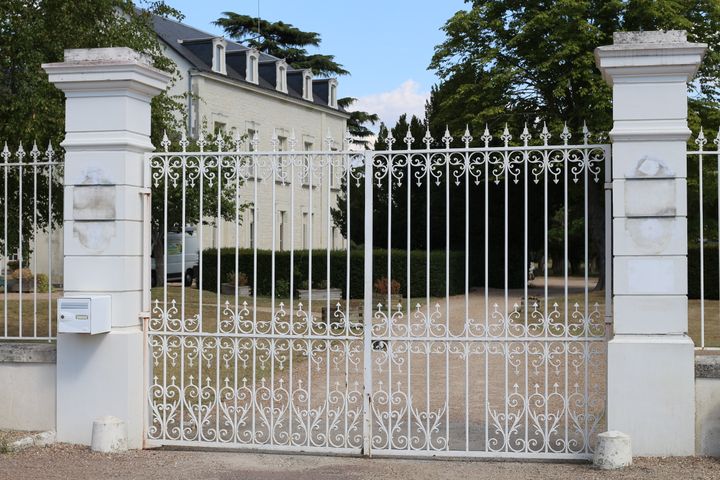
[362,150,374,456]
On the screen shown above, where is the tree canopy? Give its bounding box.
[0,0,186,264]
[428,0,720,138]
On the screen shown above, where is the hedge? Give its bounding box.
[689,244,719,300]
[200,247,524,298]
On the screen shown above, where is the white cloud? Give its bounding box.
[351,80,430,131]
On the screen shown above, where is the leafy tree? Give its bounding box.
[337,98,379,148]
[0,1,185,270]
[427,0,720,289]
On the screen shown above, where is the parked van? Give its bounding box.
[151,227,200,287]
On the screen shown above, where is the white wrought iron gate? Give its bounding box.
[146,125,610,459]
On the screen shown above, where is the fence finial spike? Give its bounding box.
[501,123,511,143]
[462,124,473,146]
[1,142,9,161]
[343,128,353,148]
[160,130,171,151]
[385,128,395,150]
[696,126,707,147]
[560,122,571,143]
[421,126,432,147]
[442,124,453,147]
[715,128,720,146]
[520,122,531,143]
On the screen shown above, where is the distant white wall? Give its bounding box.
[0,344,56,432]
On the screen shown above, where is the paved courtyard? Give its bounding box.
[1,444,719,480]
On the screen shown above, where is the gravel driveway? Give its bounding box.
[1,444,719,480]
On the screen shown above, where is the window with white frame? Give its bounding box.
[278,210,286,250]
[303,71,313,101]
[246,49,259,84]
[276,62,288,93]
[249,209,256,249]
[302,212,314,249]
[302,141,313,186]
[328,79,338,108]
[276,136,288,181]
[212,38,226,74]
[247,128,257,152]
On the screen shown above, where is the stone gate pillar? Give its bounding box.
[43,48,170,448]
[595,31,706,456]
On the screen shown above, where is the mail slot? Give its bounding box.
[57,296,111,334]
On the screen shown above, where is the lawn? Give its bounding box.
[1,283,718,348]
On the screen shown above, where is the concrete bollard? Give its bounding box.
[91,416,128,453]
[593,431,632,470]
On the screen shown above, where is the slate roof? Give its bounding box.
[152,14,344,112]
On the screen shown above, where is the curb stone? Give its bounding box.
[7,430,56,452]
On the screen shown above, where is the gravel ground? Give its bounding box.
[1,444,719,480]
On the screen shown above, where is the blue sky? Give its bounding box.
[160,0,469,127]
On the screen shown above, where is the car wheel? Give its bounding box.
[184,269,194,287]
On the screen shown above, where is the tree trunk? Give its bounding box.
[152,231,165,288]
[589,181,605,292]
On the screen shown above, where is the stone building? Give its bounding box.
[153,15,350,252]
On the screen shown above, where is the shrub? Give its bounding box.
[36,273,49,293]
[9,268,32,281]
[200,248,524,298]
[689,244,719,299]
[225,271,249,287]
[374,277,400,295]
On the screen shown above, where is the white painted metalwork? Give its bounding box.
[688,128,720,350]
[0,141,62,341]
[146,125,610,459]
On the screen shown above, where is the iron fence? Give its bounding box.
[146,125,610,459]
[0,142,63,341]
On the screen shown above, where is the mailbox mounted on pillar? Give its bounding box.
[57,296,111,334]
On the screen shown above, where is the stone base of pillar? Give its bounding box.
[607,335,695,455]
[56,328,144,449]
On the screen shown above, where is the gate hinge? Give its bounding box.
[603,182,613,191]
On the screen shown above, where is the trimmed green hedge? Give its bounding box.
[200,248,524,298]
[689,244,719,300]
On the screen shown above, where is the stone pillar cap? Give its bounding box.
[595,30,707,85]
[613,30,687,45]
[63,47,153,67]
[42,47,171,98]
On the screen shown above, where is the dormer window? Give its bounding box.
[303,70,313,101]
[276,61,288,93]
[246,48,259,84]
[328,79,338,108]
[211,38,227,75]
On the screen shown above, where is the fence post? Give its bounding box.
[43,48,170,448]
[595,31,706,455]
